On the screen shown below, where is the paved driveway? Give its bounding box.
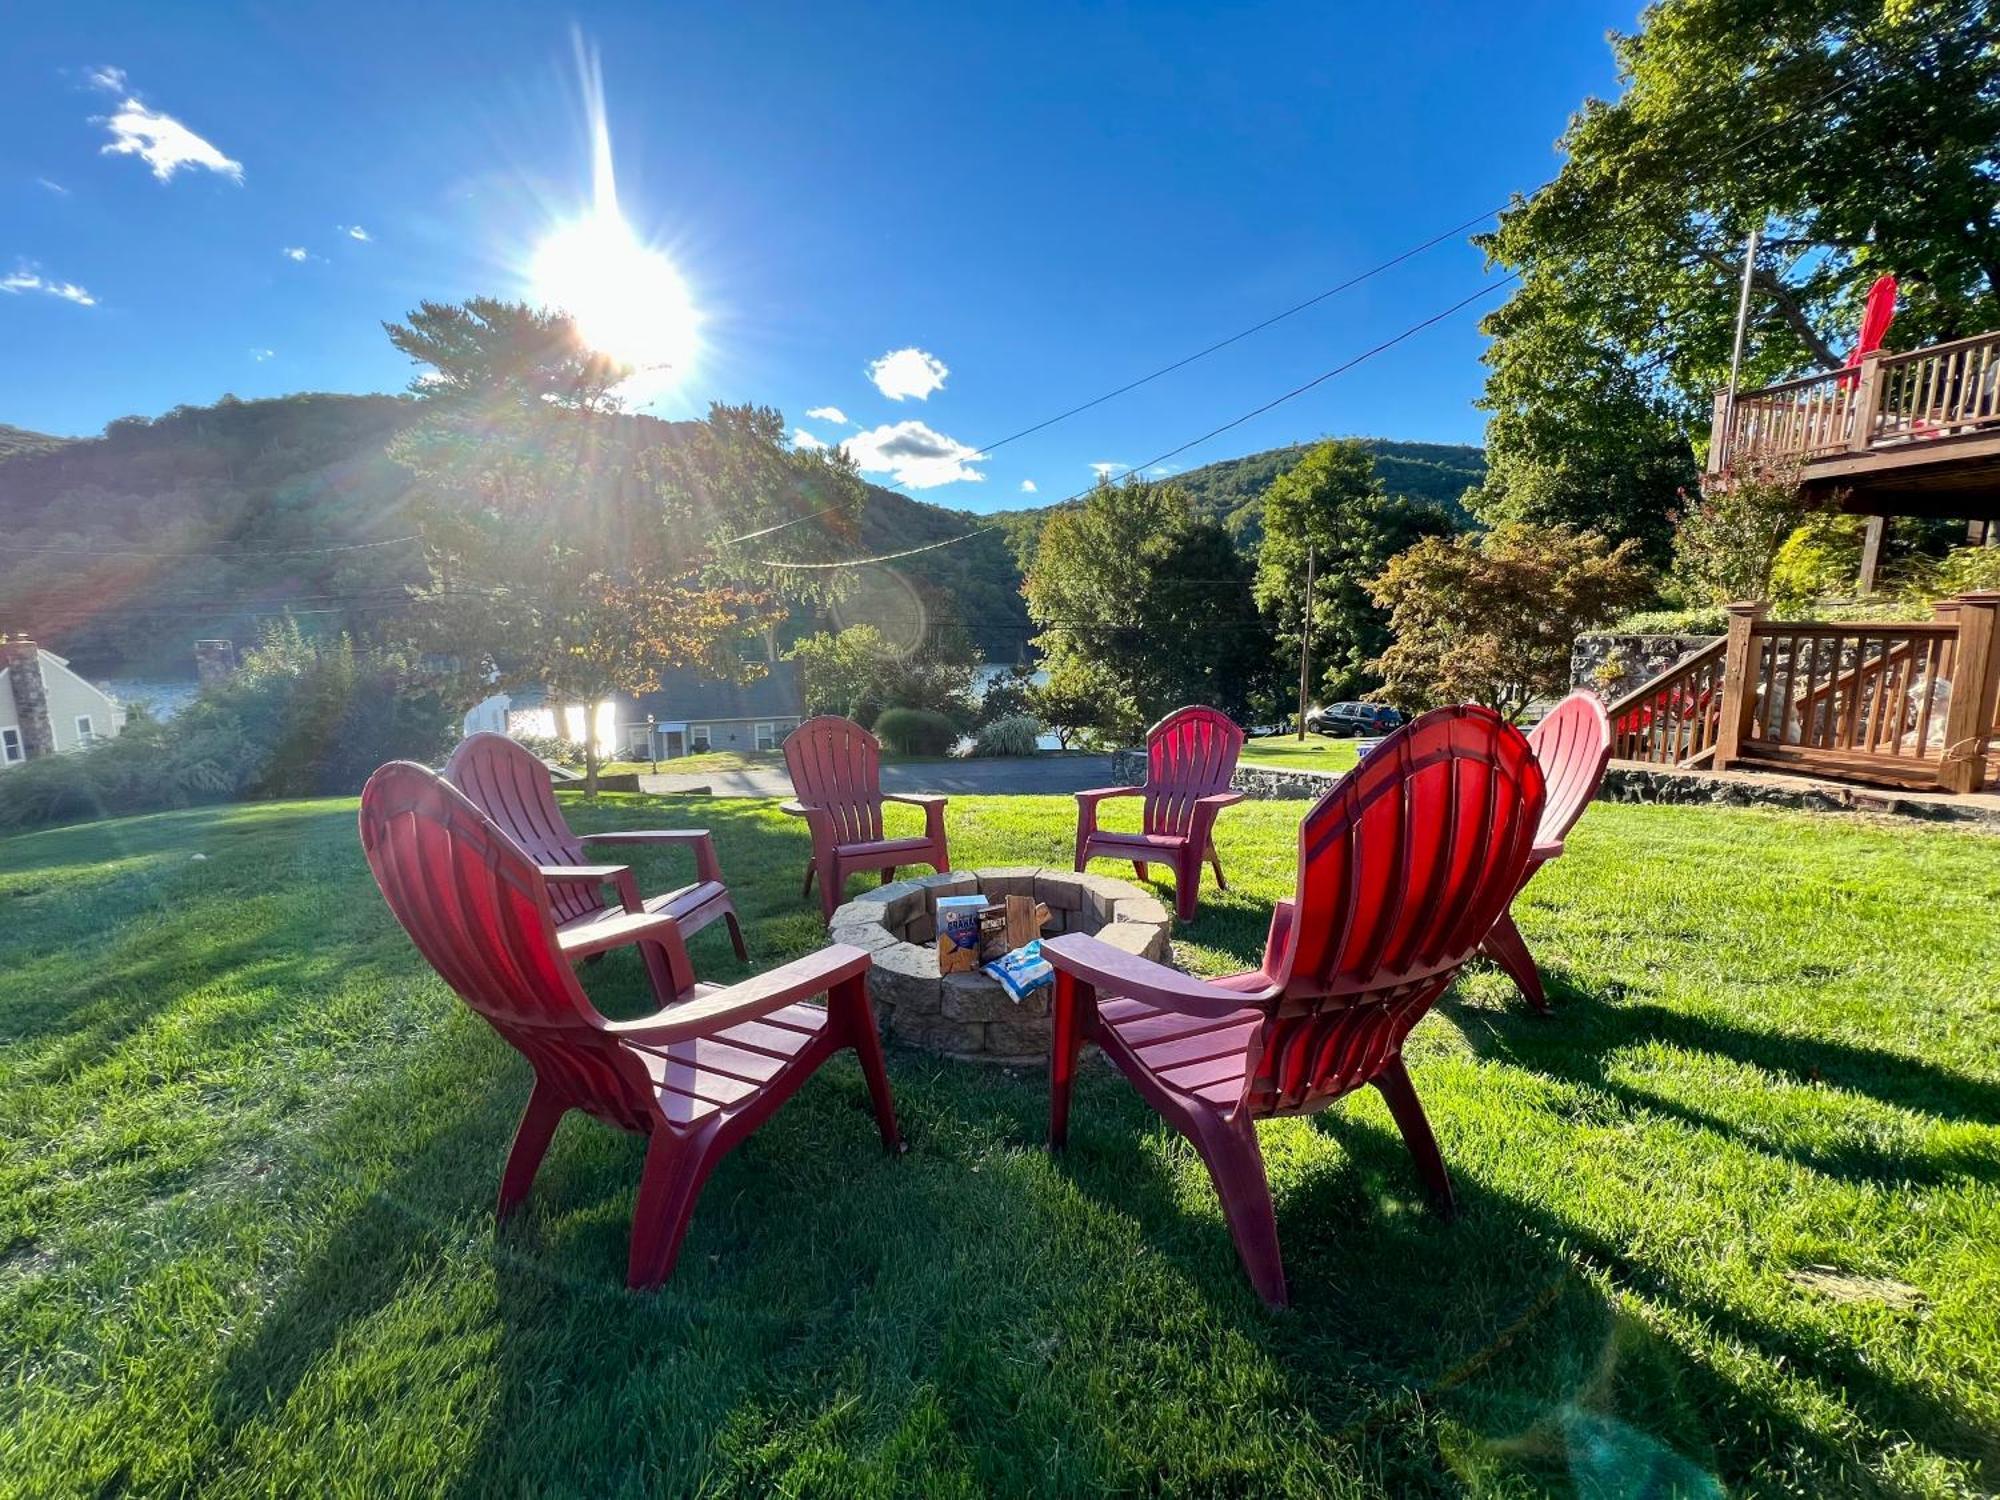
[636,754,1119,799]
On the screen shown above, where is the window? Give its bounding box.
[754,721,776,751]
[75,715,95,746]
[1,728,20,764]
[688,723,712,752]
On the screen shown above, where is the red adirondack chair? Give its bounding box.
[358,761,901,1289]
[445,733,746,1005]
[1073,705,1246,921]
[782,716,949,922]
[1479,690,1612,1013]
[1045,706,1545,1306]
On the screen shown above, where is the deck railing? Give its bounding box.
[1711,329,2000,471]
[1606,639,1728,767]
[1608,592,2000,793]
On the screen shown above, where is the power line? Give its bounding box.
[758,34,1938,574]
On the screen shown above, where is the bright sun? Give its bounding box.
[528,212,698,380]
[527,46,698,392]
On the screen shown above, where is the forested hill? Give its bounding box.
[1167,439,1484,543]
[0,392,1032,675]
[0,393,1473,676]
[0,423,70,459]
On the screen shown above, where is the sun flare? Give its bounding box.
[527,39,698,396]
[528,213,697,378]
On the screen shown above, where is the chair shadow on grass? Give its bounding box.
[1048,1058,1995,1492]
[1440,960,2000,1189]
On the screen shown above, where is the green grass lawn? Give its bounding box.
[2,791,1997,1496]
[1237,736,1363,773]
[596,748,786,777]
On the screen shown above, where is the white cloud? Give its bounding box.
[866,347,948,401]
[842,420,985,489]
[36,177,69,196]
[282,245,307,262]
[250,347,275,362]
[1148,464,1180,477]
[790,427,828,452]
[805,405,848,425]
[1089,461,1129,479]
[1019,479,1038,493]
[1,267,97,306]
[97,78,243,183]
[339,224,370,242]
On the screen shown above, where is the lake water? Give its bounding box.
[974,662,1060,750]
[95,679,200,721]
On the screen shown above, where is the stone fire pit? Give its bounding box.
[828,867,1174,1066]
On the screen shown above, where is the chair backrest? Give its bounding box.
[782,716,886,844]
[1524,691,1612,851]
[1141,705,1246,838]
[358,761,656,1131]
[444,732,598,925]
[1244,706,1544,1118]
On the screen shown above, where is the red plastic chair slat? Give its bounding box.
[781,717,951,921]
[445,732,747,992]
[1077,704,1247,920]
[1478,692,1613,1010]
[1046,706,1546,1305]
[359,760,902,1288]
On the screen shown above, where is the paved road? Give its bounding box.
[637,754,1119,799]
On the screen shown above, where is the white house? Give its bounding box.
[1,638,127,768]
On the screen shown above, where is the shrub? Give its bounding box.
[970,714,1042,757]
[0,620,457,833]
[1934,542,2000,597]
[872,707,957,757]
[1604,605,1730,636]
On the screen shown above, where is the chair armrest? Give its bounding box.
[1197,791,1247,809]
[603,944,872,1042]
[542,863,642,913]
[1042,933,1275,1016]
[883,792,947,809]
[1073,786,1143,805]
[580,828,724,883]
[779,799,810,818]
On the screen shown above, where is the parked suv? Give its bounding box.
[1306,701,1404,738]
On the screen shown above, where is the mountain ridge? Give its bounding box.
[0,392,1479,674]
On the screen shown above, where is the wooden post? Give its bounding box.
[1707,389,1732,474]
[1295,540,1315,740]
[1847,348,1884,453]
[1857,515,1888,595]
[1713,600,1769,771]
[1936,590,2000,793]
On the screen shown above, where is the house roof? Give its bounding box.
[624,661,802,723]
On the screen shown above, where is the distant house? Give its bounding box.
[459,662,803,761]
[1,638,127,768]
[460,687,620,754]
[619,662,803,760]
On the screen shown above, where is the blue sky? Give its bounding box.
[2,1,1634,511]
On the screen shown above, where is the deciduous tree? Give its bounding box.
[1254,439,1458,707]
[1025,477,1274,725]
[1368,523,1653,720]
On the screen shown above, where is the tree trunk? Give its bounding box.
[585,734,600,800]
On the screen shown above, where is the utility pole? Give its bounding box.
[1295,540,1315,739]
[1722,224,1762,466]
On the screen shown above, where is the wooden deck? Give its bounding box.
[1710,330,2000,516]
[1608,593,2000,795]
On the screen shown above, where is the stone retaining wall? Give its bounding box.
[1570,633,1721,701]
[1110,748,1338,802]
